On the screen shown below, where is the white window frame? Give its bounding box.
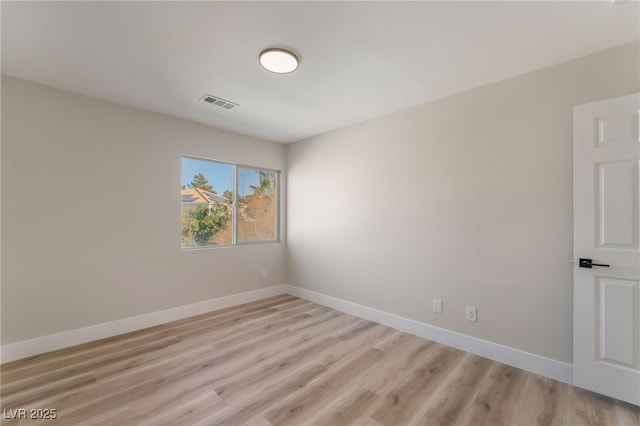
[181,155,280,250]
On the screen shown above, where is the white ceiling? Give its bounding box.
[2,1,639,143]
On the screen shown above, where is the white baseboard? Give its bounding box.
[284,285,573,385]
[1,283,573,386]
[0,285,288,363]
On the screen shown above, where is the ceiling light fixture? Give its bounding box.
[259,48,299,74]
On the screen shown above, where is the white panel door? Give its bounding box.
[574,92,640,406]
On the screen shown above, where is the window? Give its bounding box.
[181,156,279,249]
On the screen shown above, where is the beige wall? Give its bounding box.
[1,76,286,344]
[3,42,639,362]
[286,42,640,363]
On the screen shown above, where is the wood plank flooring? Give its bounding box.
[1,294,638,425]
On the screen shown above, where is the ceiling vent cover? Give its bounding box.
[201,94,239,111]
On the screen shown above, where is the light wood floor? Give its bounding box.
[1,295,638,426]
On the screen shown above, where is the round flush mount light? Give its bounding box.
[259,48,299,74]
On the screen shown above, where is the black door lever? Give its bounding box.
[579,258,610,268]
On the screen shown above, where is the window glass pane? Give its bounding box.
[237,167,277,243]
[181,157,233,248]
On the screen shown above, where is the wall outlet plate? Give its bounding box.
[466,306,477,322]
[433,299,443,314]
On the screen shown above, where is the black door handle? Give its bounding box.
[579,258,610,268]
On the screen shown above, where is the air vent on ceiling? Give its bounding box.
[201,94,239,111]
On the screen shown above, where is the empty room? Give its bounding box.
[1,1,639,425]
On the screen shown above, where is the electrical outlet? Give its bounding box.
[466,306,477,322]
[433,299,443,314]
[261,269,267,280]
